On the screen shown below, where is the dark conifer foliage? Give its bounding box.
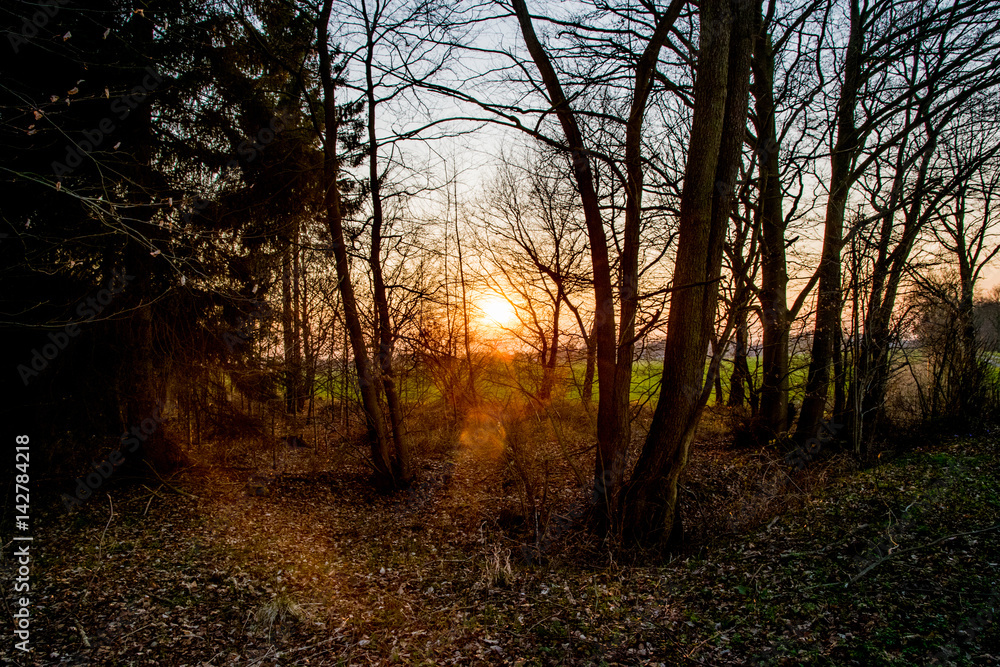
[0,0,336,471]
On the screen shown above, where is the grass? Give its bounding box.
[312,355,799,408]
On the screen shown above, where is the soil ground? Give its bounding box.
[3,412,999,666]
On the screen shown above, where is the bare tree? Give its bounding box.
[317,0,400,487]
[505,0,686,521]
[621,0,754,544]
[473,147,592,401]
[924,103,1000,418]
[797,0,1000,442]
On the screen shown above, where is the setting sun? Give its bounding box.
[479,296,517,326]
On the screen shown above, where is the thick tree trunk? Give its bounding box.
[121,301,181,473]
[621,0,752,545]
[318,0,395,487]
[117,8,185,474]
[752,20,789,441]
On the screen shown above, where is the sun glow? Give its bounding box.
[479,297,516,327]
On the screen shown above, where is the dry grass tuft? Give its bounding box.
[252,591,306,640]
[481,543,515,588]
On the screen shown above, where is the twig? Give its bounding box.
[72,617,91,648]
[245,646,276,666]
[143,460,200,499]
[684,631,722,658]
[141,483,166,516]
[96,494,116,564]
[776,524,870,559]
[119,622,153,641]
[846,523,1000,587]
[526,613,561,633]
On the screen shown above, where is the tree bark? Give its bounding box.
[850,121,937,449]
[365,0,413,485]
[728,312,749,407]
[540,296,560,400]
[511,0,620,512]
[317,0,395,487]
[281,230,303,414]
[752,15,789,441]
[621,0,752,545]
[511,0,685,524]
[796,0,862,443]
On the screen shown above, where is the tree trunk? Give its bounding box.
[850,125,937,448]
[621,0,752,545]
[833,325,846,420]
[301,259,316,421]
[711,334,725,404]
[117,7,185,474]
[512,0,685,523]
[281,240,298,414]
[511,0,620,513]
[582,324,597,406]
[317,0,395,487]
[365,6,413,485]
[957,262,981,416]
[540,297,560,401]
[796,0,862,443]
[728,312,749,407]
[752,18,789,441]
[292,222,303,412]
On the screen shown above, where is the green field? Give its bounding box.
[301,348,985,412]
[309,354,821,408]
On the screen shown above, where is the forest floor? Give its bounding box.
[5,410,1000,666]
